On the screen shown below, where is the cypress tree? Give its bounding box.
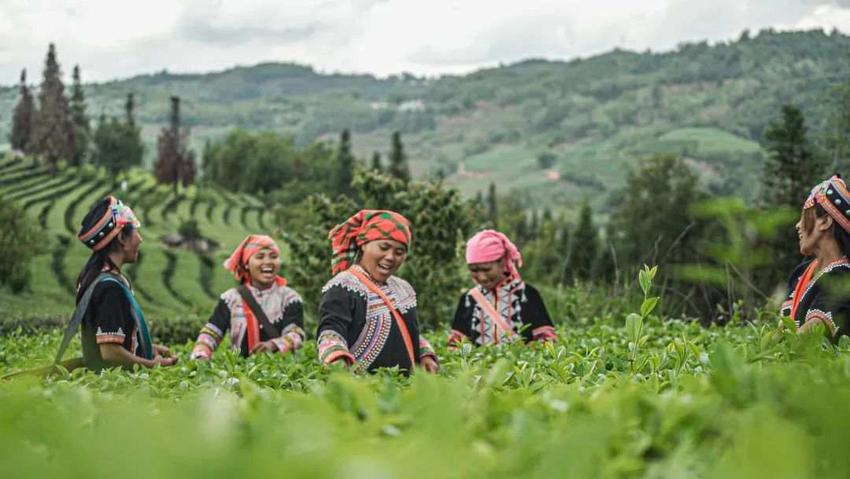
[487,182,498,226]
[32,43,76,170]
[124,93,143,169]
[388,131,410,182]
[335,129,354,196]
[155,96,194,190]
[125,93,136,126]
[371,151,382,172]
[69,65,89,165]
[529,209,539,240]
[762,105,824,209]
[761,105,826,286]
[569,202,599,281]
[10,69,34,153]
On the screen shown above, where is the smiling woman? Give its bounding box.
[316,209,439,375]
[190,234,306,360]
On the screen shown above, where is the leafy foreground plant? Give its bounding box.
[2,316,850,478]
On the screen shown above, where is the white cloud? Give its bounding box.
[0,0,849,85]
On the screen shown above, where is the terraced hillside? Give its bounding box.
[0,157,274,322]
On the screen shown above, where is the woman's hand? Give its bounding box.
[153,355,178,367]
[154,344,173,357]
[250,340,278,355]
[420,356,439,374]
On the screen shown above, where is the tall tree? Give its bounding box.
[761,105,826,286]
[567,202,599,282]
[487,181,498,226]
[69,65,90,165]
[335,129,354,196]
[10,69,34,153]
[388,131,410,182]
[155,96,195,190]
[124,94,144,169]
[824,83,850,173]
[125,93,136,127]
[31,43,76,170]
[609,154,704,269]
[762,105,824,209]
[91,110,144,176]
[371,151,382,172]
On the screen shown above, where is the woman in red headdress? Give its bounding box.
[781,175,850,340]
[190,234,305,360]
[316,210,439,375]
[448,230,557,348]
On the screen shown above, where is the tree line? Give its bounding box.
[9,44,194,189]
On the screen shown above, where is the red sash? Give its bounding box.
[789,260,818,322]
[349,268,416,367]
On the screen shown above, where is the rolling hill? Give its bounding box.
[2,28,850,209]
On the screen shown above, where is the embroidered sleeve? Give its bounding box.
[418,336,439,363]
[191,299,230,359]
[317,285,356,365]
[269,296,305,354]
[524,285,557,342]
[802,282,848,339]
[803,309,837,337]
[92,284,135,346]
[272,322,306,355]
[448,294,473,348]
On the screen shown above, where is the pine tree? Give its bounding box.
[31,44,76,170]
[388,131,410,182]
[335,129,354,196]
[155,96,194,190]
[763,105,824,210]
[761,105,826,286]
[125,93,136,126]
[529,209,539,240]
[487,182,498,226]
[69,65,90,165]
[371,151,382,172]
[568,202,599,282]
[124,94,144,170]
[10,69,34,153]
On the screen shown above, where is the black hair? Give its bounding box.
[74,197,135,303]
[805,204,850,257]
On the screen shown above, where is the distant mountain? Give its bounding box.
[3,29,850,210]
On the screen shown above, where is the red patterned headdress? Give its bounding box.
[223,234,286,285]
[328,210,412,275]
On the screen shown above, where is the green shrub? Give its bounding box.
[0,195,39,292]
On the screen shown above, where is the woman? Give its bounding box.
[448,230,557,347]
[781,175,850,340]
[74,196,176,371]
[316,210,439,375]
[191,235,305,360]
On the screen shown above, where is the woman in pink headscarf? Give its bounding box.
[190,234,305,360]
[449,230,557,347]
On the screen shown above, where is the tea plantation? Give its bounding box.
[2,157,850,478]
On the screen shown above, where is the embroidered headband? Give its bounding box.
[78,196,141,252]
[803,174,850,233]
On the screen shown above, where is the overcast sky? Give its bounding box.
[2,0,850,85]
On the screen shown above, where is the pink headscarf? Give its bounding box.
[465,230,523,282]
[223,234,287,285]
